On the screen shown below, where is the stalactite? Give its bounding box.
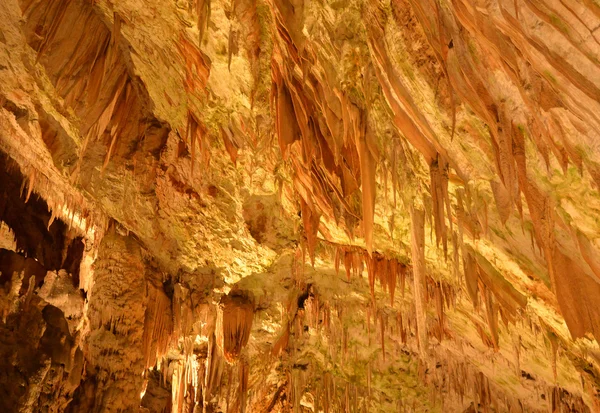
[344,250,353,282]
[365,252,375,300]
[475,323,495,349]
[367,362,371,399]
[173,283,194,340]
[434,282,445,342]
[239,358,249,413]
[355,115,377,256]
[343,326,348,357]
[366,304,371,346]
[225,364,233,413]
[353,251,363,278]
[452,232,460,280]
[382,162,389,207]
[216,290,255,363]
[172,361,187,413]
[483,286,499,351]
[490,180,511,225]
[143,284,174,370]
[548,239,600,342]
[375,255,389,293]
[548,332,559,382]
[380,312,386,362]
[399,263,406,298]
[101,77,129,173]
[274,76,300,161]
[204,335,224,408]
[25,169,35,203]
[481,198,488,237]
[186,111,201,175]
[47,203,58,230]
[389,259,398,306]
[513,335,521,377]
[467,245,527,320]
[324,373,331,413]
[391,142,399,208]
[271,325,289,357]
[300,198,321,266]
[429,155,449,258]
[398,312,407,344]
[464,252,479,308]
[221,125,240,165]
[410,205,428,359]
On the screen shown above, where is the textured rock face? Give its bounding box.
[1,0,600,411]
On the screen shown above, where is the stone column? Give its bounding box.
[72,228,147,412]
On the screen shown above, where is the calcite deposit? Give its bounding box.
[1,0,600,411]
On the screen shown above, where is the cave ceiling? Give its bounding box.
[1,0,600,411]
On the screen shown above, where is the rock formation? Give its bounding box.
[1,0,600,410]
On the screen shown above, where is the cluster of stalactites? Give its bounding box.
[216,290,255,364]
[169,337,203,413]
[269,258,568,412]
[333,245,407,305]
[272,27,379,259]
[427,356,592,413]
[142,283,174,370]
[429,156,453,260]
[463,246,527,350]
[294,371,369,413]
[9,158,105,244]
[159,330,251,413]
[329,241,461,355]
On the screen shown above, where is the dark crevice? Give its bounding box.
[0,248,47,293]
[0,152,66,269]
[0,152,84,289]
[62,237,84,287]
